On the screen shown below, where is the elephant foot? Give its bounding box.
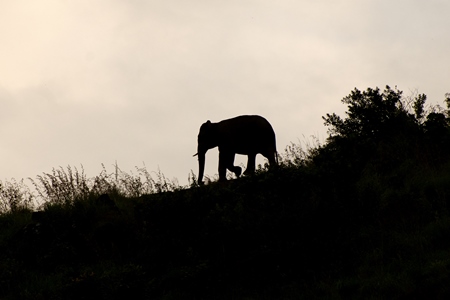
[233,166,242,177]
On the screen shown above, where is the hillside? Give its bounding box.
[1,86,450,299]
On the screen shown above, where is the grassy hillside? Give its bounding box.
[1,86,450,299]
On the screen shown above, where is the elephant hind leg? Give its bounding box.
[269,152,277,166]
[231,165,242,177]
[262,149,278,167]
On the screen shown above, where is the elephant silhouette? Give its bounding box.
[194,115,277,185]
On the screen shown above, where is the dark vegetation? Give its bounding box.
[2,86,450,299]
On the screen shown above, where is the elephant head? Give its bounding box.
[193,120,219,185]
[194,115,277,185]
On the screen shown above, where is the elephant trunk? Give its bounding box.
[197,151,206,185]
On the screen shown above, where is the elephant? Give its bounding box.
[193,115,277,185]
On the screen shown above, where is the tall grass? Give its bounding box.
[278,136,321,167]
[0,141,310,214]
[0,163,182,214]
[0,179,35,213]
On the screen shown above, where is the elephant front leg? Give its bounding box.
[244,153,256,176]
[218,151,241,181]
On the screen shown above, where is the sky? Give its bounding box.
[1,0,450,186]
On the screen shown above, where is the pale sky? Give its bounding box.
[1,0,449,185]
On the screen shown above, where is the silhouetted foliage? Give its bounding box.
[324,86,407,138]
